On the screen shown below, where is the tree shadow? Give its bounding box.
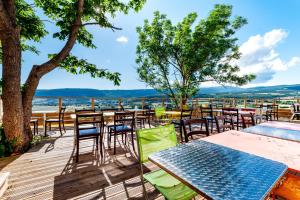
[52,135,153,200]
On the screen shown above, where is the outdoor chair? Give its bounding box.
[200,104,215,133]
[290,103,300,121]
[136,125,197,200]
[222,107,241,130]
[30,118,39,135]
[261,104,278,121]
[241,113,255,129]
[214,115,233,133]
[136,110,148,128]
[44,106,66,136]
[182,118,209,142]
[240,108,263,124]
[75,113,104,162]
[171,109,193,143]
[108,111,135,154]
[154,106,168,125]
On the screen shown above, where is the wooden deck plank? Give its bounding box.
[0,129,204,200]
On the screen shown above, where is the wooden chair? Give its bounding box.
[222,107,241,130]
[108,111,135,154]
[30,118,39,135]
[215,115,233,133]
[290,103,300,121]
[200,104,215,133]
[172,109,193,143]
[182,118,209,142]
[75,113,104,162]
[241,113,255,129]
[241,108,263,124]
[44,107,66,136]
[266,104,279,121]
[136,110,148,128]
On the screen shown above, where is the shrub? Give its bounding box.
[0,126,16,157]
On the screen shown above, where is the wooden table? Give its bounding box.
[32,110,57,136]
[202,130,300,171]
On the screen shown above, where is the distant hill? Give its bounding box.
[35,84,300,98]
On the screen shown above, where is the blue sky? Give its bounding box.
[20,0,300,89]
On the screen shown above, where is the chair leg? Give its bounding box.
[96,136,99,150]
[44,122,47,137]
[131,131,135,151]
[100,134,103,157]
[114,133,117,155]
[76,138,79,162]
[59,122,62,136]
[62,121,66,133]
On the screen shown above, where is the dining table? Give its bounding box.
[242,121,300,143]
[202,130,300,171]
[149,139,288,200]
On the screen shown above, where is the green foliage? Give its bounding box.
[1,0,146,84]
[49,54,121,85]
[136,4,255,106]
[0,126,17,157]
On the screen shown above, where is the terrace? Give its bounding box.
[1,1,300,199]
[0,97,300,199]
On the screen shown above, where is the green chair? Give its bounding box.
[136,125,197,200]
[154,106,166,118]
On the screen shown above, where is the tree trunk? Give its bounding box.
[1,29,30,152]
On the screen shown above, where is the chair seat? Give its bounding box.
[79,128,100,137]
[30,119,38,123]
[273,173,300,199]
[110,125,131,132]
[143,169,197,200]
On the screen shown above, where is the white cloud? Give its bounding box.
[237,29,300,84]
[116,36,128,44]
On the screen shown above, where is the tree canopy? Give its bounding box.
[0,0,146,152]
[136,4,255,106]
[1,0,146,85]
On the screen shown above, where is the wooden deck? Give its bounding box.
[0,129,205,200]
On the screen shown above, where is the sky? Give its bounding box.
[19,0,300,89]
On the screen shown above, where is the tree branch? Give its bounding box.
[22,0,84,114]
[81,22,122,31]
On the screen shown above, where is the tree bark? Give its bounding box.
[1,29,30,152]
[0,0,84,152]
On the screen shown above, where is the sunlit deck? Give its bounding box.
[0,129,205,200]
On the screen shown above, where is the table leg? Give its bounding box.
[43,113,47,137]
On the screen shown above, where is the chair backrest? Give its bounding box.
[154,107,166,118]
[75,108,95,114]
[222,107,239,116]
[75,113,104,136]
[182,118,209,142]
[59,107,66,121]
[200,104,213,118]
[241,113,255,129]
[180,109,193,120]
[114,111,135,127]
[136,125,177,164]
[292,103,300,113]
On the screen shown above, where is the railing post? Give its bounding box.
[118,98,122,110]
[142,98,145,109]
[91,98,95,109]
[244,99,247,108]
[58,97,62,110]
[162,98,165,107]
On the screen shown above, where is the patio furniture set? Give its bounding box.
[30,103,299,199]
